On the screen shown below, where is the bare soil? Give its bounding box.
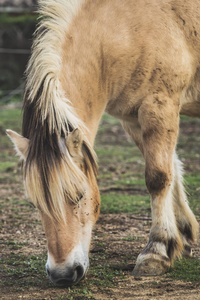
[1,180,200,299]
[0,114,200,299]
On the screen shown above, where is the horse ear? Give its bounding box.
[66,128,83,157]
[6,129,29,160]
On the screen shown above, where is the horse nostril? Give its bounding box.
[47,264,85,286]
[75,264,84,282]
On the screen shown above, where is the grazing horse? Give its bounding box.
[7,0,200,286]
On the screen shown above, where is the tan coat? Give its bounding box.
[7,0,200,285]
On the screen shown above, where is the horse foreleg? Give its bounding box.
[132,95,183,276]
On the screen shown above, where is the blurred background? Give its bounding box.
[0,0,37,105]
[0,0,199,222]
[1,2,200,298]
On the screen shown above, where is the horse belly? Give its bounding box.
[105,26,197,121]
[180,102,200,118]
[181,71,200,118]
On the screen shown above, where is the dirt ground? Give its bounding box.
[0,112,200,299]
[1,181,200,299]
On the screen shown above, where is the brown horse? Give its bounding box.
[7,0,199,286]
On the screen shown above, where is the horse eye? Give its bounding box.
[77,194,83,202]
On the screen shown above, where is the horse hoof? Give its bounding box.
[182,245,192,258]
[132,256,170,277]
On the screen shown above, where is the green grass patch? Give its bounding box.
[0,161,17,172]
[114,178,145,186]
[0,253,50,289]
[185,174,200,187]
[0,108,22,158]
[96,145,136,164]
[0,108,22,131]
[185,174,200,215]
[0,240,29,250]
[0,250,126,298]
[0,109,22,177]
[0,13,37,27]
[101,193,150,214]
[167,258,200,282]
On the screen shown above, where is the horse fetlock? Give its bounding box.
[182,244,193,258]
[149,227,183,262]
[178,219,199,244]
[179,226,198,258]
[166,236,183,262]
[132,253,170,277]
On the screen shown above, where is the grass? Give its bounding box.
[2,109,199,215]
[0,108,200,297]
[96,114,200,216]
[0,253,49,288]
[0,250,125,298]
[185,174,200,215]
[0,108,22,131]
[0,240,29,250]
[0,109,22,151]
[0,161,17,172]
[101,193,150,214]
[167,258,200,282]
[0,13,37,27]
[0,109,22,182]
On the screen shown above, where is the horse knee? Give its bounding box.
[145,168,170,195]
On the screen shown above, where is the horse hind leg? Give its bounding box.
[128,94,184,276]
[173,154,199,257]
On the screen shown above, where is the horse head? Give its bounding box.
[7,128,100,286]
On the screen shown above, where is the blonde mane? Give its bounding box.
[22,0,98,221]
[25,0,86,133]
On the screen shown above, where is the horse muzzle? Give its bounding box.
[45,249,89,287]
[46,263,86,286]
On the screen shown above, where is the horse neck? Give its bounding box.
[59,1,136,145]
[60,39,107,146]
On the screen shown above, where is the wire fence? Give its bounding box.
[0,47,29,104]
[0,83,24,104]
[0,7,35,14]
[0,48,30,54]
[0,8,36,105]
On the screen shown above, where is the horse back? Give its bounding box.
[86,0,200,119]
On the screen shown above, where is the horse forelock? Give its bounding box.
[23,118,98,221]
[24,132,84,221]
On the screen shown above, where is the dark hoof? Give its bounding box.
[182,245,192,258]
[132,255,170,277]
